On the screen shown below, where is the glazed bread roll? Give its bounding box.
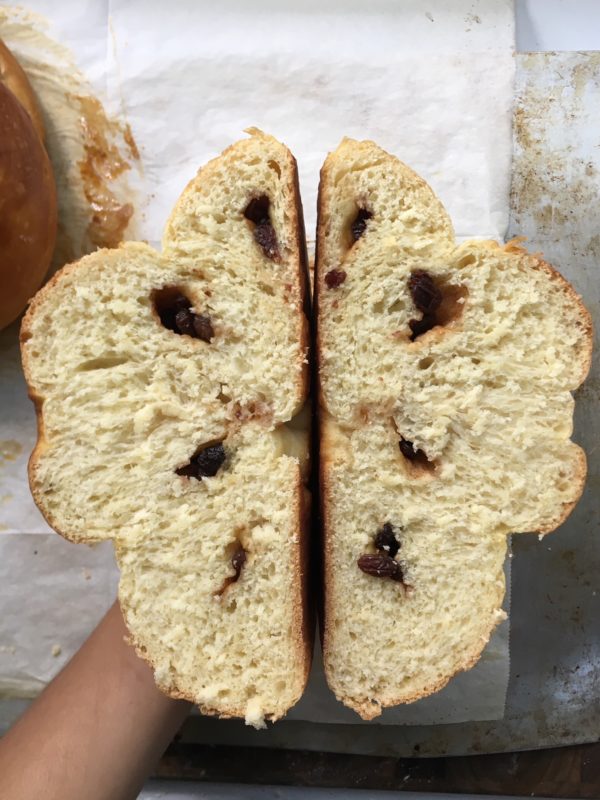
[0,38,45,139]
[315,138,592,719]
[0,40,56,330]
[21,130,311,726]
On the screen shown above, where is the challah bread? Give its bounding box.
[0,44,56,331]
[21,130,311,726]
[316,138,592,719]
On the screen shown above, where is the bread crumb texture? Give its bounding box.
[21,130,310,726]
[317,138,592,719]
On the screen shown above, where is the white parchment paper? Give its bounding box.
[0,0,515,726]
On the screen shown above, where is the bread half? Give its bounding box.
[21,129,311,727]
[315,138,592,719]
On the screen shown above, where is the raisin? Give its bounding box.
[351,208,372,242]
[409,313,437,341]
[193,314,214,342]
[244,195,280,261]
[156,291,191,332]
[172,294,191,312]
[231,545,247,581]
[174,462,197,478]
[374,522,400,558]
[409,270,442,314]
[254,221,279,260]
[153,287,215,342]
[194,443,226,477]
[399,438,434,471]
[176,442,226,480]
[399,438,431,463]
[325,269,347,289]
[399,438,417,460]
[174,307,195,336]
[408,270,441,341]
[357,553,404,582]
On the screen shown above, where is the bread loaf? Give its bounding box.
[0,41,56,330]
[21,129,311,726]
[315,138,592,719]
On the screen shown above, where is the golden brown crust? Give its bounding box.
[315,153,341,704]
[0,38,44,140]
[0,82,57,331]
[279,144,313,697]
[313,156,329,415]
[289,149,312,404]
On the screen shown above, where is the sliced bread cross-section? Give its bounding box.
[315,138,592,719]
[21,129,312,727]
